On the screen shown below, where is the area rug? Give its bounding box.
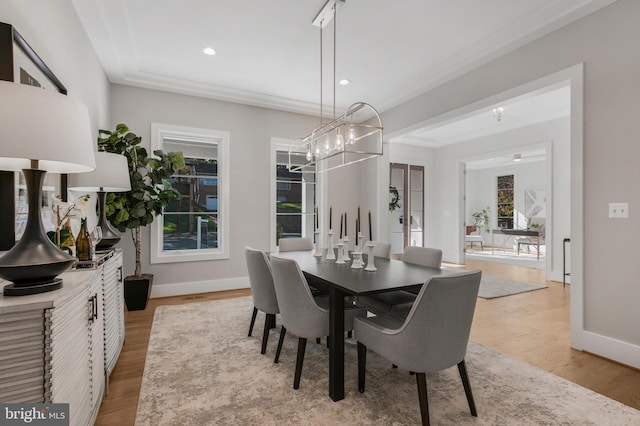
[135,297,639,425]
[466,250,545,270]
[478,275,547,299]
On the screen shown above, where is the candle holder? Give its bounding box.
[335,241,346,264]
[342,236,351,262]
[357,233,364,253]
[313,231,323,257]
[364,241,377,272]
[351,251,364,269]
[326,230,336,260]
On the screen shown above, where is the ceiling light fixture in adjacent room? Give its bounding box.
[289,0,383,173]
[492,107,504,122]
[202,47,216,56]
[513,153,522,162]
[339,79,350,86]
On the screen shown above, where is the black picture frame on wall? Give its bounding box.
[0,22,68,250]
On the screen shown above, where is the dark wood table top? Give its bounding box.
[492,228,540,237]
[275,250,447,296]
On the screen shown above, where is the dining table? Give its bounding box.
[276,250,449,402]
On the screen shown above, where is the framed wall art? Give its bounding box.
[0,22,68,249]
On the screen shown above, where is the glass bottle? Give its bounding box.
[76,218,92,261]
[60,218,75,257]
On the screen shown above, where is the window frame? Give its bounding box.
[150,123,230,263]
[270,138,316,252]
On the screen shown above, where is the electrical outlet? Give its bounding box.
[609,202,629,219]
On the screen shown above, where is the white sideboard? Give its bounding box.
[0,249,125,426]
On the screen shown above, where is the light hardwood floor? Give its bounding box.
[95,259,640,425]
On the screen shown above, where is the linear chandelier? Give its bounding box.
[289,0,383,173]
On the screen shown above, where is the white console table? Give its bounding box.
[0,249,125,426]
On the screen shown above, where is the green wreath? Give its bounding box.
[389,186,401,212]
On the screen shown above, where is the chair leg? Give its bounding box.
[457,359,477,417]
[316,337,321,344]
[261,313,274,354]
[416,372,430,426]
[274,326,287,363]
[293,337,307,389]
[248,307,258,336]
[357,342,367,393]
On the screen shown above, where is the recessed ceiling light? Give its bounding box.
[339,79,350,86]
[202,47,216,56]
[513,153,522,162]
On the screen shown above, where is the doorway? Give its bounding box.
[389,163,424,254]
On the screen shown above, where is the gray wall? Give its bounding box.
[110,84,319,290]
[380,0,640,353]
[0,0,110,136]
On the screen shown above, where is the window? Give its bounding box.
[273,146,315,247]
[150,124,229,263]
[497,174,514,229]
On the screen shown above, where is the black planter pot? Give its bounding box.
[124,274,153,311]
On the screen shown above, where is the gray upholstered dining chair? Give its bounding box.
[355,269,482,426]
[269,254,366,389]
[358,246,442,315]
[245,247,280,355]
[278,237,314,252]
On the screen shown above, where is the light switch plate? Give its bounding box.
[609,202,629,219]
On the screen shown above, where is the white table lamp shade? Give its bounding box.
[0,81,95,173]
[68,152,131,192]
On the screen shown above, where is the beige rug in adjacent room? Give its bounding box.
[135,297,639,425]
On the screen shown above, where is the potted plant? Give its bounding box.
[97,124,184,310]
[472,207,491,234]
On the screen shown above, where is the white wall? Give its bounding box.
[110,84,319,296]
[0,0,110,136]
[379,0,640,366]
[467,161,546,242]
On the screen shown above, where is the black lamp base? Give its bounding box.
[0,169,74,296]
[3,277,63,296]
[95,191,122,250]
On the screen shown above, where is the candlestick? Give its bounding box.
[364,241,377,271]
[339,214,343,239]
[345,212,348,237]
[313,230,322,257]
[342,236,350,262]
[326,230,336,260]
[357,206,361,235]
[329,206,332,230]
[368,211,372,241]
[335,241,346,264]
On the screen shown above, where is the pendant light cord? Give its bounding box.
[333,4,337,120]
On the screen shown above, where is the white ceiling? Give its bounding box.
[72,0,613,119]
[393,85,570,148]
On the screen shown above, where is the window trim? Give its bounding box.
[270,138,317,252]
[150,123,230,263]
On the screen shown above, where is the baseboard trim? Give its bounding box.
[150,276,249,298]
[575,330,640,370]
